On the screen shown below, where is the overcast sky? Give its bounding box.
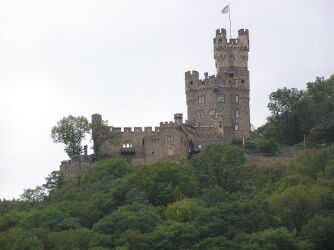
[0,0,333,199]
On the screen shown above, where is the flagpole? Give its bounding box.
[229,2,232,39]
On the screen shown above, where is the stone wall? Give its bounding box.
[185,28,250,140]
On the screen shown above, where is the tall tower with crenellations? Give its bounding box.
[185,28,250,140]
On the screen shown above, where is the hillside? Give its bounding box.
[1,144,334,249]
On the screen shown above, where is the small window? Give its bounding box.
[190,81,193,85]
[217,94,225,103]
[229,54,235,62]
[198,95,205,104]
[235,110,240,118]
[229,73,234,78]
[219,122,224,128]
[196,110,204,119]
[235,95,239,102]
[209,109,216,117]
[241,79,245,84]
[122,142,133,148]
[167,136,174,142]
[234,124,239,131]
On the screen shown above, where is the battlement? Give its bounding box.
[214,28,249,48]
[111,126,160,133]
[216,28,227,37]
[238,29,249,37]
[185,70,199,81]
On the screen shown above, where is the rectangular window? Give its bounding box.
[197,95,205,104]
[167,136,174,142]
[219,122,224,128]
[217,94,225,103]
[234,124,239,131]
[235,95,239,102]
[235,109,240,118]
[196,110,204,119]
[209,109,216,117]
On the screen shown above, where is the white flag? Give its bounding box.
[222,5,229,14]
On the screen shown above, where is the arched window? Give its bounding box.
[122,141,133,148]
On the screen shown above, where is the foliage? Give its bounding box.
[51,115,90,159]
[190,144,245,191]
[260,75,334,146]
[2,144,334,249]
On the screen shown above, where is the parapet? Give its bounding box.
[92,113,102,125]
[185,70,199,81]
[238,29,249,37]
[112,126,160,133]
[216,28,227,37]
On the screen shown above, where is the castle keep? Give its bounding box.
[60,27,251,173]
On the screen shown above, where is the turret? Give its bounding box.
[214,28,249,75]
[92,113,102,126]
[174,113,183,126]
[185,70,199,92]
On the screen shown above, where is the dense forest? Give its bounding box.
[0,75,333,250]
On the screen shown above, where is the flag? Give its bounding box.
[222,4,229,14]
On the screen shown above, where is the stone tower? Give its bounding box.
[185,28,250,140]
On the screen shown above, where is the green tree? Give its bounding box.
[92,203,161,239]
[165,199,201,222]
[190,144,245,191]
[48,228,92,250]
[51,115,90,159]
[267,87,305,144]
[235,227,312,250]
[268,185,326,231]
[302,214,334,250]
[20,186,46,204]
[149,221,197,250]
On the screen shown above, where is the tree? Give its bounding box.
[51,115,90,159]
[267,87,305,144]
[235,227,313,250]
[20,186,46,204]
[190,144,245,191]
[302,214,334,250]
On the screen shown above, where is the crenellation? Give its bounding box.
[144,127,152,132]
[80,26,251,169]
[134,127,142,132]
[124,127,132,133]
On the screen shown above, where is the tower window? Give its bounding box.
[235,109,240,118]
[235,95,239,102]
[197,95,205,104]
[209,109,216,117]
[167,136,174,142]
[217,94,225,103]
[196,110,204,119]
[234,124,239,131]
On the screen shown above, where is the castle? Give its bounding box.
[60,27,250,173]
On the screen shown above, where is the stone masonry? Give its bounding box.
[60,27,251,171]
